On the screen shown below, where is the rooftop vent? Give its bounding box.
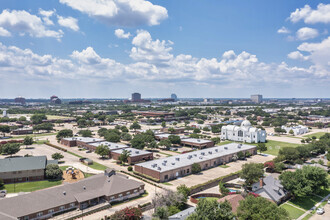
[171,162,175,165]
[157,167,161,171]
[83,186,86,190]
[208,151,212,154]
[199,156,203,159]
[201,152,205,155]
[152,164,157,168]
[215,149,218,152]
[188,155,192,159]
[238,144,242,148]
[224,147,228,150]
[135,151,139,154]
[175,157,180,161]
[194,154,197,157]
[197,140,201,142]
[63,191,66,195]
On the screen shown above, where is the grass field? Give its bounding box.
[10,132,57,140]
[46,115,73,120]
[253,140,300,156]
[288,195,323,211]
[219,165,230,168]
[217,141,232,146]
[88,162,108,171]
[3,180,62,193]
[303,132,328,139]
[281,203,305,219]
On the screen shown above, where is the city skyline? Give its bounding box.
[0,0,329,98]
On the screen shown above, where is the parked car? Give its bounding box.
[316,208,324,215]
[0,190,7,198]
[328,199,330,204]
[86,150,92,153]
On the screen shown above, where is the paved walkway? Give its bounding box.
[297,193,330,220]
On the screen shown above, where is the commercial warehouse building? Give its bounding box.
[111,148,153,164]
[135,143,257,182]
[89,141,129,152]
[0,169,144,220]
[154,134,214,149]
[60,137,104,148]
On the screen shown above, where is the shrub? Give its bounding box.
[191,163,201,174]
[127,166,133,171]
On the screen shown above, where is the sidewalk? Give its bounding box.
[297,194,330,220]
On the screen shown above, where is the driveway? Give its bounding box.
[310,203,330,220]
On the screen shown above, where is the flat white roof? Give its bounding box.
[112,148,152,157]
[89,141,129,150]
[181,138,213,144]
[63,137,104,143]
[135,143,256,173]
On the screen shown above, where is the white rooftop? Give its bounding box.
[63,137,104,143]
[136,143,256,173]
[180,138,213,144]
[89,141,129,151]
[112,147,152,157]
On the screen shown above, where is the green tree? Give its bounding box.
[187,199,235,220]
[153,206,168,220]
[56,129,73,141]
[0,125,10,137]
[277,147,300,163]
[30,114,47,124]
[168,127,175,133]
[23,136,33,148]
[0,178,4,189]
[193,128,201,134]
[240,163,264,187]
[161,121,166,128]
[118,149,131,163]
[237,195,289,220]
[279,166,329,197]
[98,128,108,137]
[77,119,87,128]
[105,132,120,143]
[148,141,158,149]
[191,163,201,174]
[168,135,181,145]
[121,132,132,141]
[130,121,141,131]
[95,144,110,158]
[1,143,20,157]
[78,130,92,137]
[33,122,54,133]
[177,184,190,200]
[289,129,294,136]
[45,164,62,179]
[158,139,172,150]
[52,152,64,160]
[18,116,27,121]
[257,143,267,153]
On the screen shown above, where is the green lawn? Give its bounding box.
[303,132,328,139]
[281,203,305,219]
[10,133,57,139]
[301,213,313,220]
[161,182,173,186]
[88,162,108,171]
[316,187,330,197]
[288,195,323,211]
[250,140,300,156]
[219,165,230,168]
[217,141,232,146]
[3,180,62,193]
[197,197,219,202]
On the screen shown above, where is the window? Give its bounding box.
[126,192,130,195]
[12,171,17,174]
[165,175,168,180]
[37,212,43,217]
[134,189,138,193]
[70,203,75,208]
[110,196,115,200]
[24,216,29,220]
[119,194,123,197]
[187,169,190,173]
[238,130,243,137]
[60,206,65,211]
[48,209,54,214]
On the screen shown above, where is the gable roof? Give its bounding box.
[0,156,52,173]
[0,171,144,218]
[252,176,288,203]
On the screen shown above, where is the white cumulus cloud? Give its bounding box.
[277,26,290,34]
[59,0,168,26]
[289,3,330,24]
[114,29,131,39]
[287,51,309,61]
[39,9,56,25]
[0,9,63,39]
[57,16,79,31]
[296,27,319,40]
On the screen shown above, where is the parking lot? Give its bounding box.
[163,154,275,190]
[310,203,330,220]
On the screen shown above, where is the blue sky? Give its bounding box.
[0,0,329,99]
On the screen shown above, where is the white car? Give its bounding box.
[316,208,324,215]
[328,199,330,204]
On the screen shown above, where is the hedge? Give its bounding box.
[132,171,160,183]
[68,204,111,220]
[45,142,67,152]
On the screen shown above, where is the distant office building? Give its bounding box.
[50,95,62,104]
[132,93,141,102]
[281,125,308,135]
[14,96,26,105]
[2,110,7,117]
[221,120,266,143]
[251,94,263,103]
[171,93,178,101]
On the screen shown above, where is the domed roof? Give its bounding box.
[241,120,251,127]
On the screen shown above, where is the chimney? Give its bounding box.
[259,178,264,188]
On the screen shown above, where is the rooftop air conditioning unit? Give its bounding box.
[158,167,161,171]
[171,162,175,165]
[63,191,66,195]
[224,147,228,150]
[215,149,218,152]
[135,151,139,154]
[209,151,212,154]
[176,158,180,161]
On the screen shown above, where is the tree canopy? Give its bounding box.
[95,144,110,158]
[240,163,264,187]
